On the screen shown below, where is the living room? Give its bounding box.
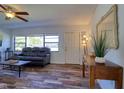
[0,2,124,90]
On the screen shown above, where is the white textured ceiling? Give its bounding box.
[0,4,97,29]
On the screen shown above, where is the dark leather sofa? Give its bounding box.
[11,47,51,66]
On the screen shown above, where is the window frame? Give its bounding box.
[44,35,59,52]
[14,36,26,52]
[14,34,59,52]
[26,36,44,48]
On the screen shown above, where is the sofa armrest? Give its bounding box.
[46,54,50,57]
[42,53,51,64]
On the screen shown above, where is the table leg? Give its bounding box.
[115,79,122,89]
[19,66,21,77]
[82,62,85,78]
[115,69,123,89]
[89,65,95,89]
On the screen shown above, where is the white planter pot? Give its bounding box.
[95,57,105,63]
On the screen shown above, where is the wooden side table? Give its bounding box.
[83,56,123,89]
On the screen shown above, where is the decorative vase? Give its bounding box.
[95,57,105,63]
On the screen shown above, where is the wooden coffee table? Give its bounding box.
[0,60,31,77]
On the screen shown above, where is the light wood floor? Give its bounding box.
[0,64,100,89]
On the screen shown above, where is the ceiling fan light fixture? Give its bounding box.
[0,4,29,22]
[5,10,15,19]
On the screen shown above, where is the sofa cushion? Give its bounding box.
[23,52,30,56]
[32,47,40,52]
[22,47,32,52]
[22,47,32,56]
[14,56,43,61]
[37,53,46,57]
[30,52,38,57]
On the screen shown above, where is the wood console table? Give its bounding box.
[82,56,123,89]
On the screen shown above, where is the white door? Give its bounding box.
[64,32,81,64]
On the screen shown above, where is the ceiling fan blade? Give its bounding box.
[15,12,29,15]
[15,15,28,22]
[0,4,7,10]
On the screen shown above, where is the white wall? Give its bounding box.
[0,28,11,60]
[11,25,88,64]
[91,4,124,88]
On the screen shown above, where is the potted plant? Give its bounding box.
[92,32,107,63]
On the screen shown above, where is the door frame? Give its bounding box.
[64,31,82,65]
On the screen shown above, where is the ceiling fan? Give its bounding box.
[0,4,29,22]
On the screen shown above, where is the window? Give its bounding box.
[45,36,59,51]
[14,35,59,51]
[27,36,43,47]
[15,37,26,51]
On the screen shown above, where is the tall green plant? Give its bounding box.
[93,32,107,57]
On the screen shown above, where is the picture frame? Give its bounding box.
[96,5,119,49]
[0,32,3,47]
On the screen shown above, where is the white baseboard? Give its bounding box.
[50,61,81,65]
[51,61,65,64]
